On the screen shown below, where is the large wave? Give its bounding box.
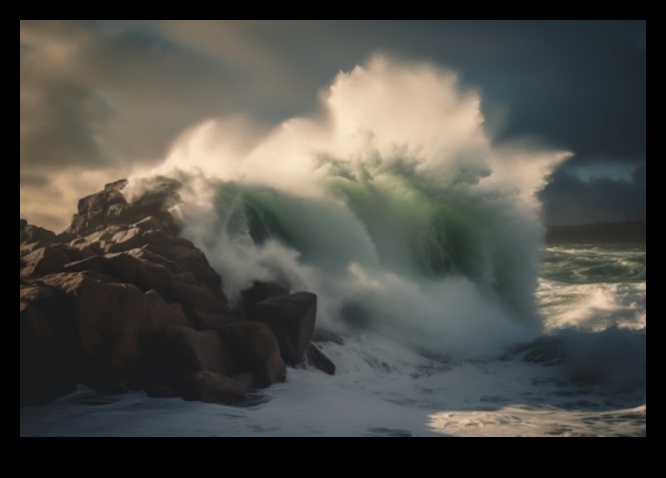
[129,55,571,358]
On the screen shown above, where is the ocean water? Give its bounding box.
[20,57,645,437]
[19,244,646,437]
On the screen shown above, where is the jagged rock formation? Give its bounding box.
[20,176,334,406]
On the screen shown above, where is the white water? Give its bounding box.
[20,57,645,437]
[130,55,572,358]
[20,260,646,436]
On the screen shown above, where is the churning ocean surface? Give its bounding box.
[20,57,645,437]
[19,244,646,437]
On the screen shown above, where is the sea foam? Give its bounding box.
[131,55,571,358]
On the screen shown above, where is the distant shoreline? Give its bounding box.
[545,221,646,245]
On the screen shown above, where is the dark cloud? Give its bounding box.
[20,20,646,229]
[21,80,115,169]
[20,174,49,187]
[20,20,243,171]
[421,21,646,162]
[150,21,646,161]
[21,20,646,167]
[540,162,646,225]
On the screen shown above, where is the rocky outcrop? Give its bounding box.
[20,272,193,404]
[20,176,335,407]
[67,177,181,238]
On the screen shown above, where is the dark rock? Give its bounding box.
[20,176,329,406]
[148,240,223,293]
[69,179,129,236]
[105,227,150,253]
[140,325,235,387]
[247,292,317,365]
[312,328,345,345]
[136,260,173,295]
[38,272,156,391]
[232,372,258,392]
[127,246,181,273]
[20,284,80,405]
[20,219,56,247]
[304,343,336,375]
[54,231,77,245]
[63,252,140,284]
[143,290,192,330]
[190,308,237,330]
[177,371,245,404]
[21,245,86,279]
[121,247,178,294]
[218,321,286,388]
[173,272,197,285]
[238,280,290,311]
[67,176,182,237]
[170,280,228,316]
[144,383,177,398]
[20,272,194,403]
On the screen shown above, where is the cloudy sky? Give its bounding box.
[20,20,645,231]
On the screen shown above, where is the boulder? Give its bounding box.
[38,272,155,391]
[20,219,56,248]
[170,279,229,316]
[144,383,177,398]
[136,260,173,295]
[20,284,80,405]
[68,179,129,236]
[304,343,336,375]
[63,252,140,284]
[238,280,290,311]
[312,328,345,345]
[125,176,182,233]
[218,321,286,388]
[143,290,192,330]
[177,371,245,404]
[67,177,182,237]
[20,245,86,279]
[232,373,258,392]
[20,272,194,402]
[247,292,317,365]
[140,325,235,387]
[126,246,181,273]
[147,240,223,292]
[105,227,150,253]
[190,308,236,330]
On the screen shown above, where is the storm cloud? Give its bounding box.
[541,162,646,225]
[20,20,645,231]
